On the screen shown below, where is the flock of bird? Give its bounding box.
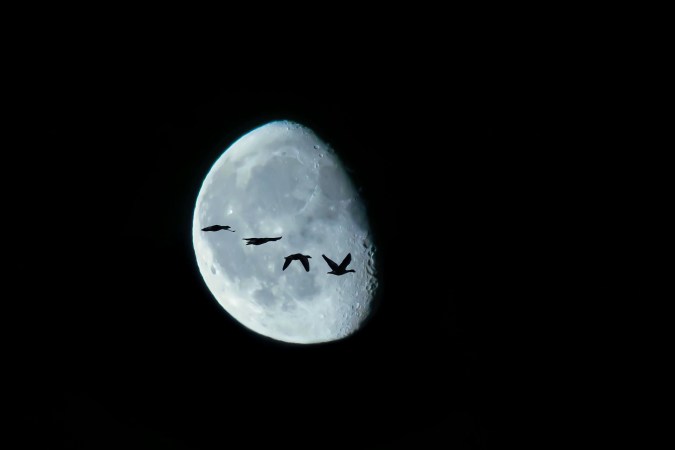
[201,224,355,275]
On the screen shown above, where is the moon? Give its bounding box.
[192,121,379,344]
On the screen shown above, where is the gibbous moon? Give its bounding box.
[192,121,378,344]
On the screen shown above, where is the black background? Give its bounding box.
[9,57,537,448]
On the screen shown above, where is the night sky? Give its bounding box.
[10,64,534,448]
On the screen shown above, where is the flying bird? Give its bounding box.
[283,253,312,272]
[243,237,282,245]
[322,253,356,275]
[201,225,235,232]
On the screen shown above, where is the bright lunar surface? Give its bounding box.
[192,121,378,344]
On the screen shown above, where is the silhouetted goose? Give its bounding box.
[201,225,235,232]
[283,253,312,272]
[321,253,355,275]
[243,237,282,246]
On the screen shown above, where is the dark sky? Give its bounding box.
[9,59,538,448]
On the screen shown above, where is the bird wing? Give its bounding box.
[338,253,352,270]
[322,255,339,271]
[282,258,292,271]
[300,257,310,272]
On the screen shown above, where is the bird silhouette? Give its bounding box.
[243,237,282,245]
[201,225,235,232]
[283,253,312,272]
[322,253,355,275]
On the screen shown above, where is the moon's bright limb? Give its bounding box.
[192,121,378,344]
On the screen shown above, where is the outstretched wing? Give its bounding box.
[322,255,339,271]
[300,257,310,272]
[338,253,352,270]
[282,258,292,271]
